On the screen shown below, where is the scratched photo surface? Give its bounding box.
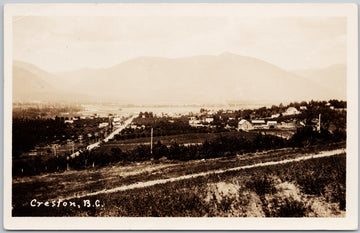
[12,13,347,217]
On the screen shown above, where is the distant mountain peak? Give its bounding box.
[13,54,344,104]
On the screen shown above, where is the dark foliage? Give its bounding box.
[12,100,347,177]
[13,125,346,176]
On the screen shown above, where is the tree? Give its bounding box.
[152,141,169,160]
[169,142,181,160]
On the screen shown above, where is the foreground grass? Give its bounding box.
[13,153,345,217]
[13,143,342,204]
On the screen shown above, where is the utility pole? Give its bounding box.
[318,113,321,133]
[53,144,57,157]
[150,128,153,154]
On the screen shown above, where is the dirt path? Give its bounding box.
[103,115,137,143]
[59,148,345,201]
[69,115,137,158]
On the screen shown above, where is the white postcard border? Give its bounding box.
[3,3,358,230]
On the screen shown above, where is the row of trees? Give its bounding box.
[13,126,346,176]
[121,116,227,140]
[13,117,112,157]
[12,104,83,119]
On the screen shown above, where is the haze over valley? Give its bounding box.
[13,53,346,105]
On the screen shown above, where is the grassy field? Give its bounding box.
[13,143,346,217]
[92,154,345,217]
[101,131,257,151]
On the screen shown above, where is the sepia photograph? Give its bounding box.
[3,3,358,230]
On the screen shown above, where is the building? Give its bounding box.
[251,120,265,124]
[189,119,203,127]
[238,119,254,132]
[278,121,296,129]
[189,116,196,121]
[99,122,109,128]
[251,120,268,129]
[283,107,300,116]
[205,117,214,124]
[113,117,121,126]
[267,120,278,128]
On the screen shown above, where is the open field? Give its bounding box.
[13,144,346,217]
[102,131,257,151]
[253,129,296,139]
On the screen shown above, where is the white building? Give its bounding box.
[113,117,121,126]
[251,119,266,124]
[251,120,268,129]
[238,119,254,132]
[267,120,278,128]
[99,122,109,128]
[283,107,300,116]
[189,119,203,127]
[205,117,214,123]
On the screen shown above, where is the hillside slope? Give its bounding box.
[14,54,341,104]
[13,61,95,103]
[293,64,346,100]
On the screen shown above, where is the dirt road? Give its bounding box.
[60,148,345,201]
[69,115,137,158]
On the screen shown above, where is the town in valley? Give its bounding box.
[12,99,347,217]
[11,13,348,218]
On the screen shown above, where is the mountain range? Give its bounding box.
[13,53,346,105]
[293,64,346,100]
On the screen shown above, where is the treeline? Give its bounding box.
[289,126,346,148]
[13,127,346,177]
[120,116,227,140]
[238,99,346,120]
[117,127,226,140]
[13,117,112,157]
[12,104,83,119]
[13,118,68,157]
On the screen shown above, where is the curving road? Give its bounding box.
[62,148,345,200]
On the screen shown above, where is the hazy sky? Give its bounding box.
[13,16,346,72]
